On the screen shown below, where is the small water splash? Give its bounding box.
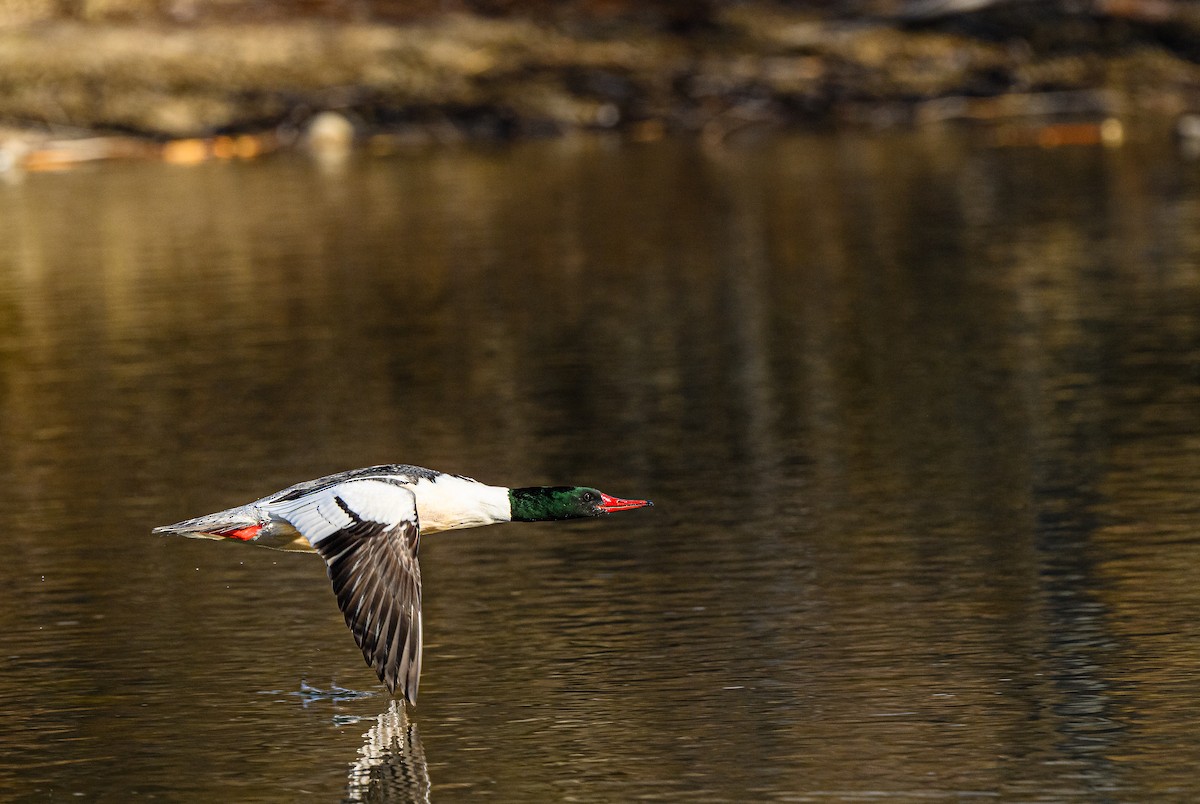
[258,681,378,707]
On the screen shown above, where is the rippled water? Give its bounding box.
[0,133,1198,800]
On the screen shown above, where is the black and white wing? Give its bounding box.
[270,478,423,703]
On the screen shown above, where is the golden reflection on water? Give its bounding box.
[0,134,1197,798]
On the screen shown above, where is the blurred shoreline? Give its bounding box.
[2,1,1199,164]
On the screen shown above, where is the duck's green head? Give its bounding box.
[509,486,653,522]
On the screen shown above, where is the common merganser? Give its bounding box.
[153,464,652,704]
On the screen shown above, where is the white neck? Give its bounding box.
[410,474,512,534]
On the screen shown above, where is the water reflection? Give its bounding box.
[0,134,1197,799]
[345,700,429,804]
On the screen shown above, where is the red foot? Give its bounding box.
[219,525,263,541]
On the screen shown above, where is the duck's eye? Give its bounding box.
[582,491,597,503]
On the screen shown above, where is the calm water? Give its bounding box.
[0,132,1198,801]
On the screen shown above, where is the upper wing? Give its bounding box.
[269,479,423,703]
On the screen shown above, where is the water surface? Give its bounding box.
[0,133,1198,800]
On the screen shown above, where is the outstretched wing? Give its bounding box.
[270,479,423,703]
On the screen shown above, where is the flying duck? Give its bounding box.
[153,464,652,703]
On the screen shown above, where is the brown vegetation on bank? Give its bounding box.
[0,0,1199,150]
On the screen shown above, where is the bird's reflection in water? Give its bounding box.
[344,699,430,803]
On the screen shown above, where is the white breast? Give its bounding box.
[409,474,512,533]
